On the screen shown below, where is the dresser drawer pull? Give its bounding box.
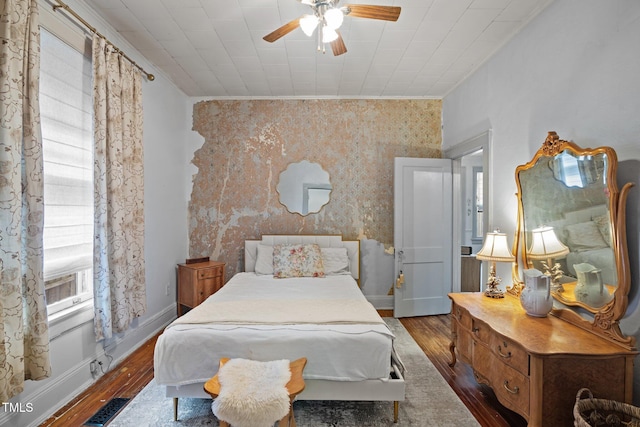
[497,344,512,359]
[457,309,462,320]
[503,380,519,394]
[472,327,480,336]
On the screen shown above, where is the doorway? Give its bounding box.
[444,131,492,293]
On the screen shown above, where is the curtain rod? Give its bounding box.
[51,0,155,81]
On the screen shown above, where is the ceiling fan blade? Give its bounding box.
[331,31,347,56]
[345,5,401,21]
[263,18,301,43]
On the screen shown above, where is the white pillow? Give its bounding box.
[321,247,350,275]
[564,221,609,251]
[254,245,273,275]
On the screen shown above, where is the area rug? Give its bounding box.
[109,318,480,426]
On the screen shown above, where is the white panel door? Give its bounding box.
[394,157,453,317]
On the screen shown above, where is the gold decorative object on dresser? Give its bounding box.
[449,132,638,427]
[177,260,225,316]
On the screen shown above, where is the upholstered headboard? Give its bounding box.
[245,235,360,280]
[563,204,608,223]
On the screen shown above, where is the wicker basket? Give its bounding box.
[574,388,640,427]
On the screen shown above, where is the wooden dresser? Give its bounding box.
[177,261,225,316]
[449,292,637,427]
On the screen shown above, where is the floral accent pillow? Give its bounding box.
[273,244,325,278]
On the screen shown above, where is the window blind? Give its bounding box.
[40,28,93,281]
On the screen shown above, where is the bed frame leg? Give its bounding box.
[173,397,178,421]
[394,401,399,423]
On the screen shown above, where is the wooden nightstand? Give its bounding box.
[177,260,225,316]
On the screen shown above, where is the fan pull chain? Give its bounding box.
[317,25,324,53]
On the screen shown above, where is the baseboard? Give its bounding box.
[367,295,394,310]
[0,304,176,427]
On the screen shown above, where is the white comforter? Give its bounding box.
[154,273,394,387]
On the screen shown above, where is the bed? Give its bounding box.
[546,205,617,284]
[154,235,406,422]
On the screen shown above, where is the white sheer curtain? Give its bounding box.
[0,0,51,401]
[92,35,146,341]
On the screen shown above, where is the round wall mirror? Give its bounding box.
[277,160,332,215]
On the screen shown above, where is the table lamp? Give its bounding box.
[476,230,516,298]
[527,226,570,292]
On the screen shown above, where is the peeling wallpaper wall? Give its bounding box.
[189,99,442,301]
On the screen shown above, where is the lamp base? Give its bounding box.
[550,281,564,293]
[484,265,504,298]
[484,287,505,298]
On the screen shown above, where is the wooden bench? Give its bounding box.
[204,357,307,427]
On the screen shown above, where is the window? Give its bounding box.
[552,152,601,189]
[472,166,483,243]
[39,28,94,317]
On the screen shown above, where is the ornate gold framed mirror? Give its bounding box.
[511,131,634,348]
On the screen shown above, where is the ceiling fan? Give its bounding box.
[263,0,401,56]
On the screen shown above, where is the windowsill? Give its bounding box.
[48,300,94,341]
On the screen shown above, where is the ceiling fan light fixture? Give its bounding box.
[324,8,344,30]
[300,14,319,37]
[322,25,339,43]
[264,1,401,57]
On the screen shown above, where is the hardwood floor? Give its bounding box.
[39,334,158,427]
[40,313,526,427]
[395,314,526,427]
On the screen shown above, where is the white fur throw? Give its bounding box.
[211,359,291,427]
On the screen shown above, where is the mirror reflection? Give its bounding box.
[549,151,605,188]
[277,160,331,216]
[513,132,633,347]
[518,145,615,310]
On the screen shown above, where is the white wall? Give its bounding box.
[443,0,640,402]
[0,1,195,426]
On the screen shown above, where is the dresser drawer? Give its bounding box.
[491,361,530,417]
[198,267,223,279]
[472,339,492,379]
[470,317,492,344]
[474,343,530,417]
[490,334,529,375]
[452,303,472,330]
[457,328,474,364]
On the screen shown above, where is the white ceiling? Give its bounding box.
[85,0,553,98]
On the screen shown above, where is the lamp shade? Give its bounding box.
[300,14,319,36]
[324,8,344,29]
[528,226,570,260]
[477,231,515,262]
[322,25,339,43]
